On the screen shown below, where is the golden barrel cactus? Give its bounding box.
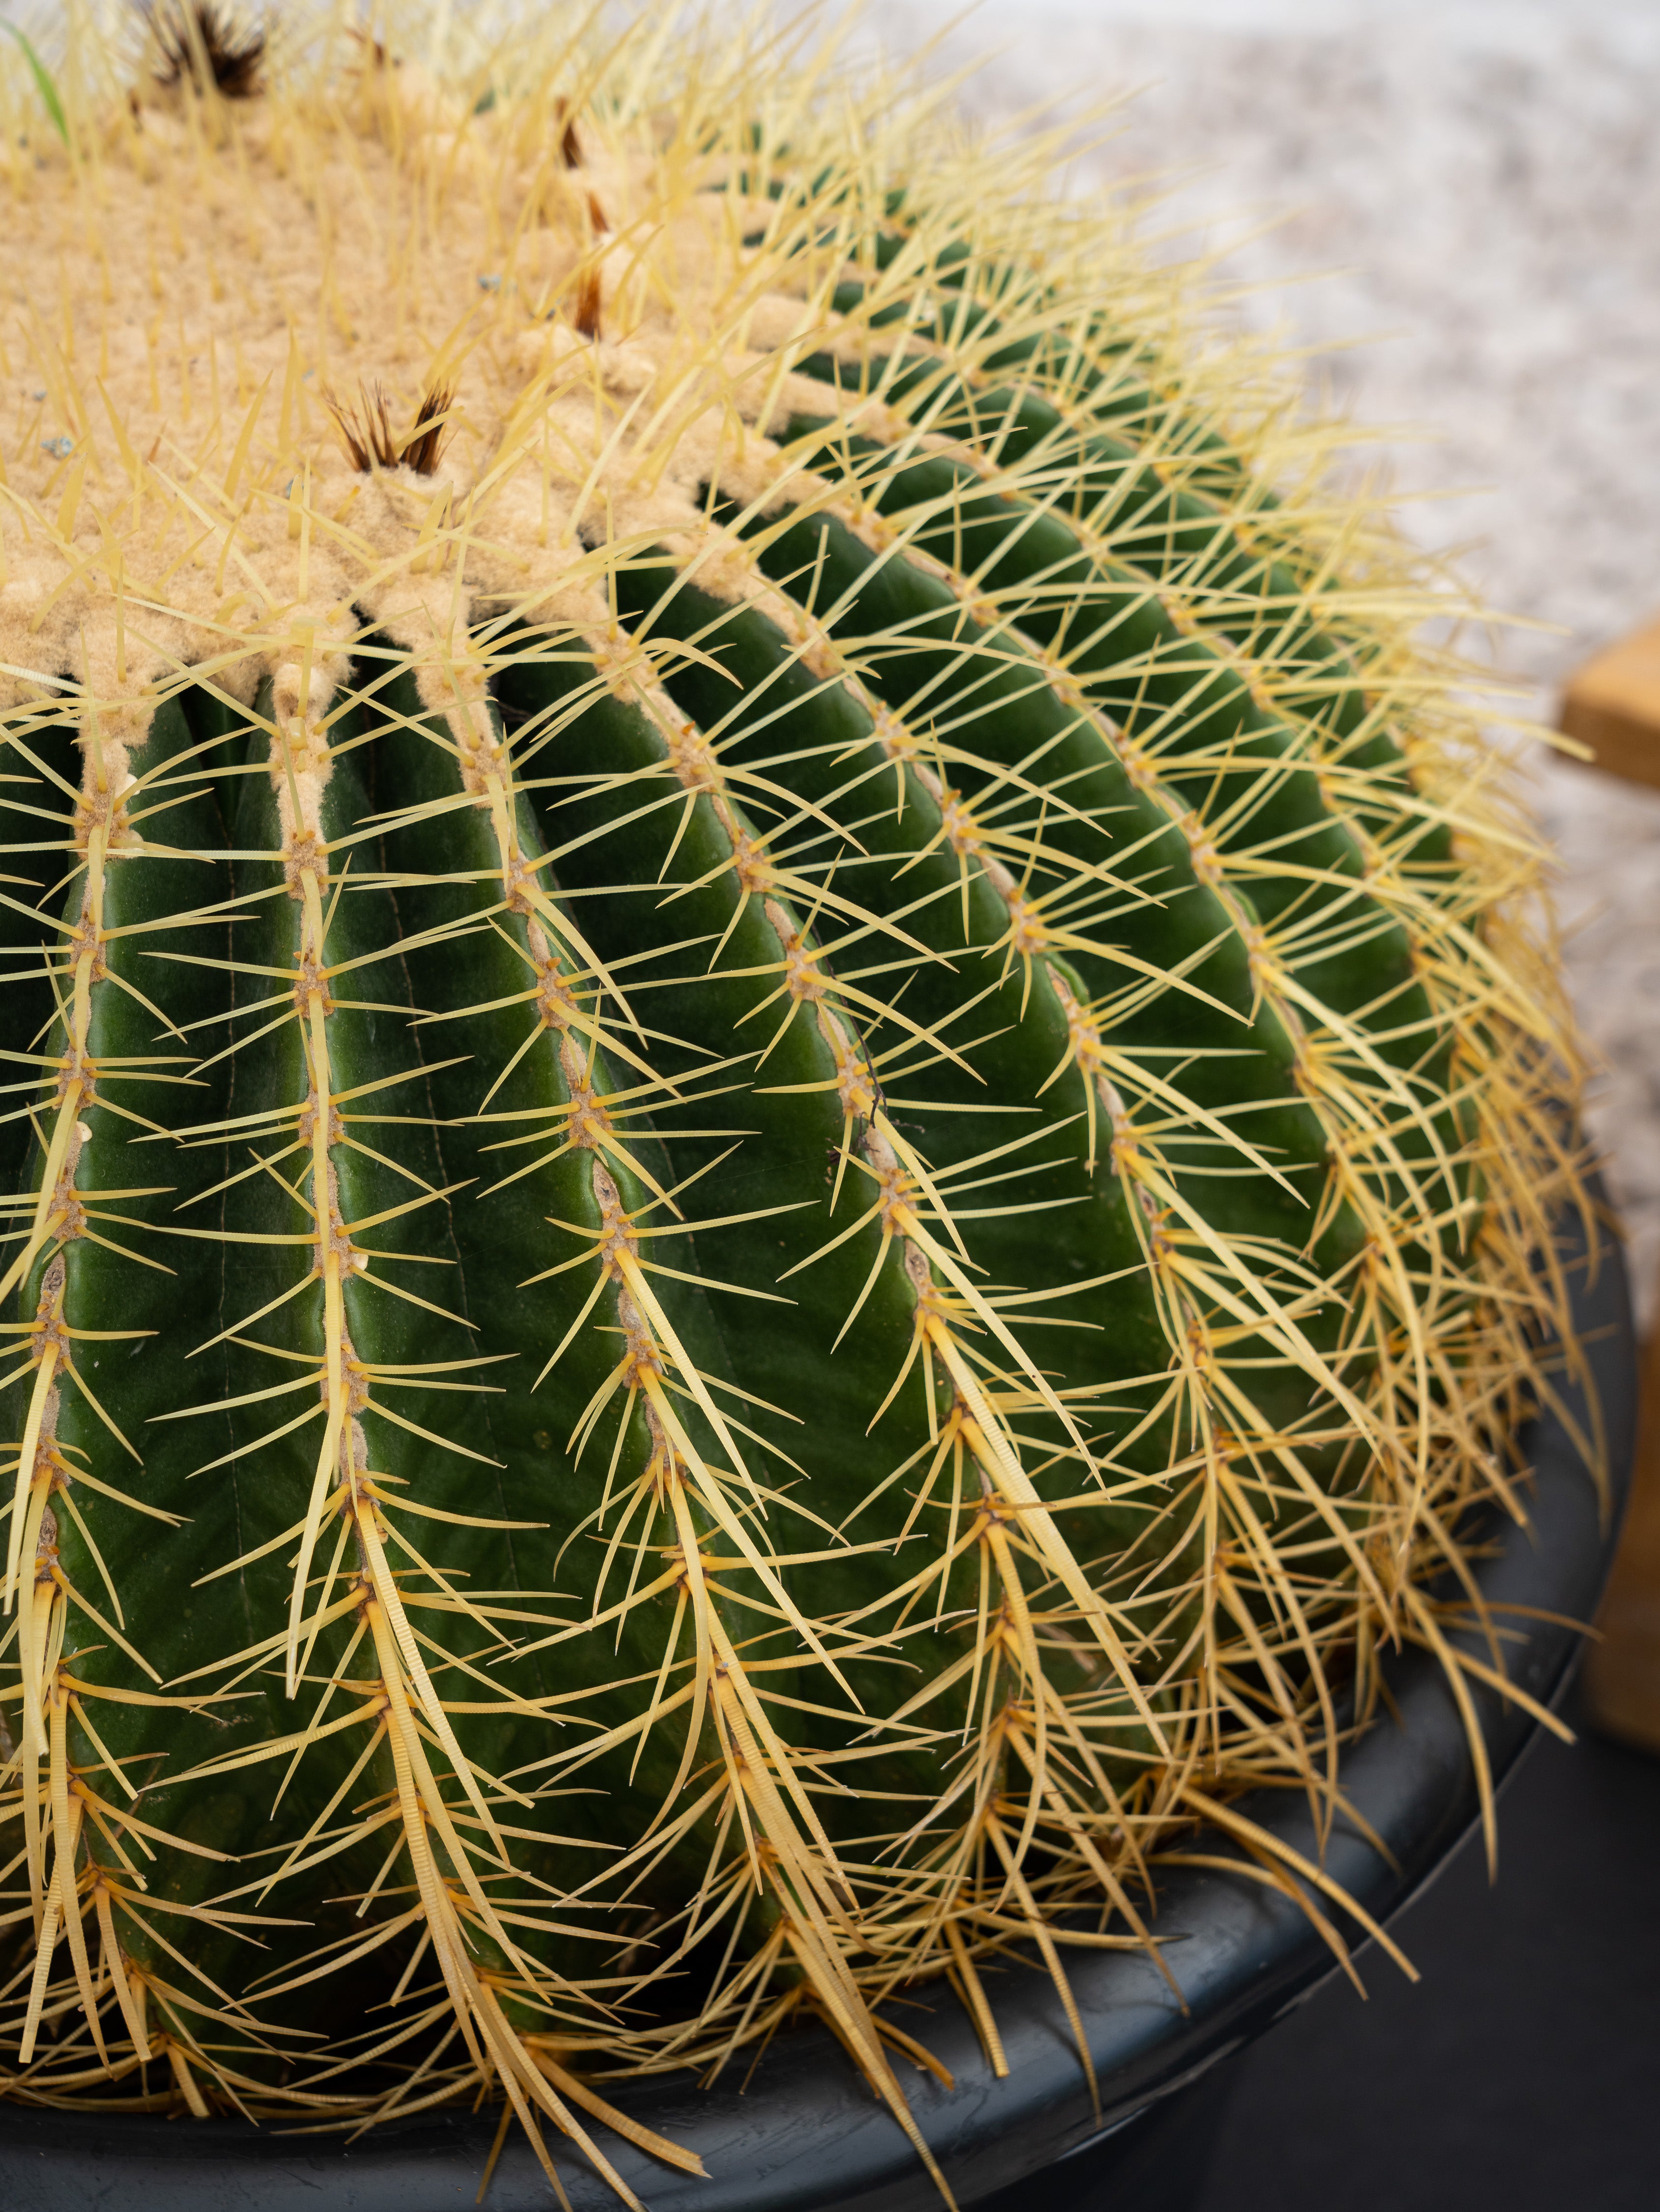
[0,4,1587,2201]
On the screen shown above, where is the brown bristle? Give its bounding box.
[325,380,453,476]
[586,189,610,237]
[554,96,581,168]
[146,2,266,100]
[572,267,603,341]
[322,381,386,473]
[399,383,455,476]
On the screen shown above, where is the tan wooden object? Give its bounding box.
[1560,617,1660,1748]
[1583,1316,1660,1752]
[1560,617,1660,788]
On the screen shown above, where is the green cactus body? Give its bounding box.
[0,6,1580,2198]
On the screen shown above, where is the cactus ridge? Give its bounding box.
[0,5,1586,2197]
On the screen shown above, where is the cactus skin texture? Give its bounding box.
[0,4,1587,2199]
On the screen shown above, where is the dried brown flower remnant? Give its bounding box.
[399,382,455,476]
[323,381,394,473]
[324,380,455,476]
[572,265,602,339]
[146,2,266,99]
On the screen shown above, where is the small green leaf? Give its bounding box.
[2,19,69,147]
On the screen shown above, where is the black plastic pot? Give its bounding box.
[2,1194,1636,2212]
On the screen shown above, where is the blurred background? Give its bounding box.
[845,4,1660,2206]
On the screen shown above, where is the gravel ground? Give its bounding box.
[853,0,1660,1318]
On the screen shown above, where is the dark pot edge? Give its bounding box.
[0,1188,1636,2212]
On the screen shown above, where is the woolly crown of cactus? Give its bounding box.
[0,3,1588,2201]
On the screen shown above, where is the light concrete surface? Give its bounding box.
[853,0,1660,1318]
